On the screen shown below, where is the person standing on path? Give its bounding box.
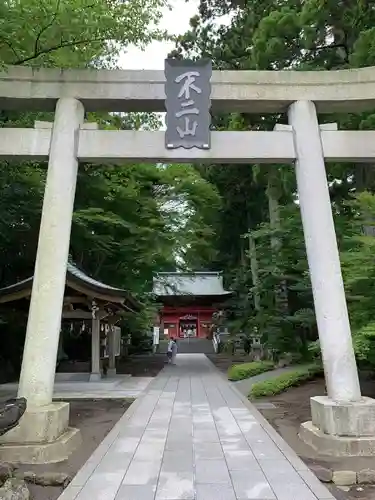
[167,339,173,363]
[167,337,178,365]
[167,337,176,364]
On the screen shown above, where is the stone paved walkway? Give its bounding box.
[0,375,153,401]
[59,354,335,500]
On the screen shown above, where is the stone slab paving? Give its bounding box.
[0,375,153,400]
[58,354,335,500]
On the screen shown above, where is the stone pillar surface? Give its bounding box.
[18,98,84,406]
[90,317,101,381]
[288,100,361,403]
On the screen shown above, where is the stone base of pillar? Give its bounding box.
[299,396,375,456]
[107,368,117,377]
[0,402,81,463]
[89,372,101,381]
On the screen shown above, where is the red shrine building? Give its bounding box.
[153,272,231,339]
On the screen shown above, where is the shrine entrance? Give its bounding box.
[153,272,232,342]
[2,62,375,460]
[179,317,198,339]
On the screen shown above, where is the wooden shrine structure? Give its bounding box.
[0,263,140,380]
[153,272,231,340]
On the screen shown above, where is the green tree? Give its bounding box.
[0,0,167,68]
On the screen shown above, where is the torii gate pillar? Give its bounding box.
[289,100,375,456]
[0,98,84,463]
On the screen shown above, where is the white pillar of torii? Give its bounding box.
[18,98,84,406]
[288,101,361,402]
[0,98,84,462]
[289,101,375,455]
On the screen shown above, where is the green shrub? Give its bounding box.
[249,364,323,398]
[307,340,321,362]
[228,361,274,381]
[353,322,375,368]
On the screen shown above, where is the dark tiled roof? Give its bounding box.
[0,263,140,311]
[153,272,231,297]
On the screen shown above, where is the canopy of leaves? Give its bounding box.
[0,0,168,68]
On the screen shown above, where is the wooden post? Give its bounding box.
[90,316,101,381]
[107,326,117,377]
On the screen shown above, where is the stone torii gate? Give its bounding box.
[1,65,375,461]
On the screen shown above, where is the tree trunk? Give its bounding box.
[248,233,261,311]
[355,164,375,236]
[266,169,288,314]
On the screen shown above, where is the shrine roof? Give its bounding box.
[0,262,140,311]
[153,272,231,297]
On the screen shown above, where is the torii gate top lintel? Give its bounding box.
[1,64,375,113]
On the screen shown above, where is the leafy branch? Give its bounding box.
[33,0,62,57]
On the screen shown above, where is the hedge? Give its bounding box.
[228,361,275,381]
[249,364,323,398]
